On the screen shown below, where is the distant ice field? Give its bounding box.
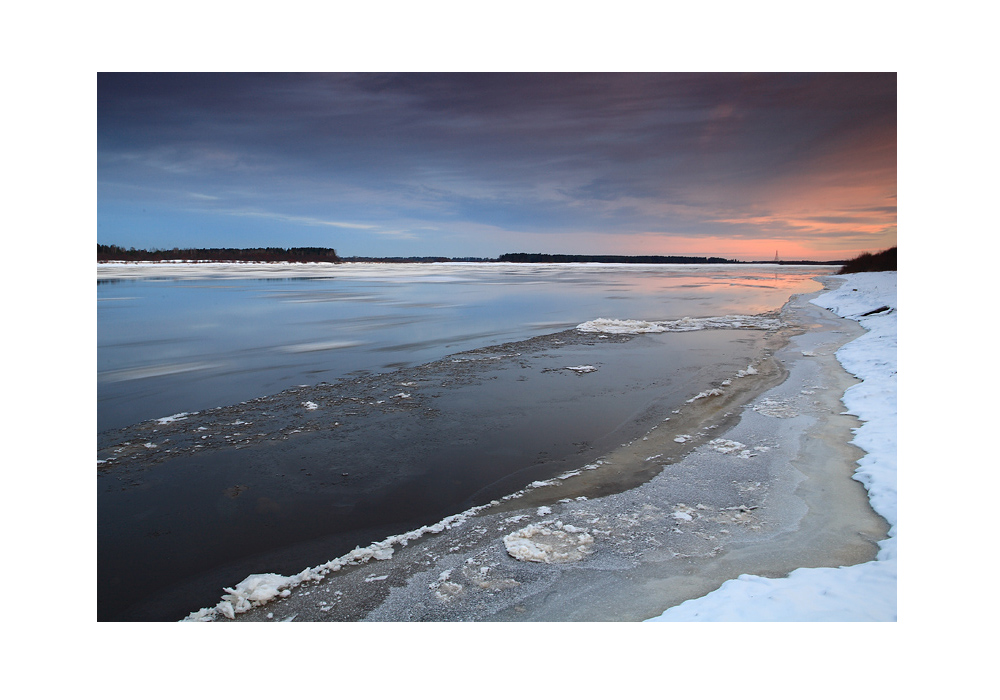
[98,262,830,433]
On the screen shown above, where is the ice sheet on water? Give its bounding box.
[576,315,782,334]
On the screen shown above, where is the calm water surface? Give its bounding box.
[98,263,829,432]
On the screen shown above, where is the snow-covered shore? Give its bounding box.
[647,271,896,621]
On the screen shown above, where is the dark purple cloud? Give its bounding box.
[97,73,896,259]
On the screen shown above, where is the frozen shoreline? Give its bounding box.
[181,273,894,622]
[647,271,896,621]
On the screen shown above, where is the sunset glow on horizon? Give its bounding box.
[98,73,896,261]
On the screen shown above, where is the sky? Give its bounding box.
[97,73,896,261]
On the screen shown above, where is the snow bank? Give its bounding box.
[647,272,896,622]
[576,315,782,334]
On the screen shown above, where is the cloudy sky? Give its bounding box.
[97,73,896,261]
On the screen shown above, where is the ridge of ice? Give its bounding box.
[183,499,498,621]
[576,315,782,334]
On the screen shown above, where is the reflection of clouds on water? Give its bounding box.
[280,340,365,353]
[98,262,831,431]
[100,362,219,382]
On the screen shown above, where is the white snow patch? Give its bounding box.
[687,388,724,402]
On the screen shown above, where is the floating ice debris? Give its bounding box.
[707,438,755,459]
[566,365,597,373]
[504,514,530,524]
[671,505,699,522]
[429,568,464,602]
[529,480,556,488]
[752,398,799,418]
[194,572,304,620]
[302,401,319,410]
[674,435,692,443]
[392,393,411,399]
[687,389,724,402]
[155,412,196,425]
[504,521,595,563]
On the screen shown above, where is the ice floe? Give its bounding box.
[503,521,595,563]
[154,412,197,425]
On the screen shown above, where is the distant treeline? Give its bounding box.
[837,247,897,274]
[97,244,858,266]
[497,253,736,264]
[339,256,493,263]
[98,244,339,263]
